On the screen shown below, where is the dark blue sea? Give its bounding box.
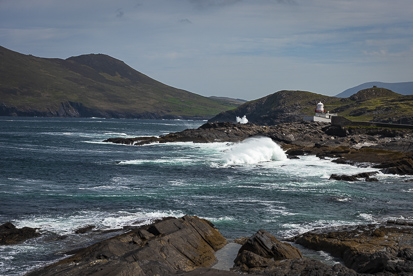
[1,117,412,275]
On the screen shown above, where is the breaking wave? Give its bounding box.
[223,137,287,166]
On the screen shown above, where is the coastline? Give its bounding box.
[3,119,413,275]
[104,120,413,176]
[18,216,413,275]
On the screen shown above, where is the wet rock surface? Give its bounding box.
[23,217,413,275]
[0,222,40,245]
[26,216,227,276]
[232,229,359,275]
[329,172,379,182]
[291,220,413,275]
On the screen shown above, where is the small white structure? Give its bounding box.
[315,102,324,113]
[303,101,337,123]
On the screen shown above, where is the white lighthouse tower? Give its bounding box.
[315,102,324,113]
[303,101,337,122]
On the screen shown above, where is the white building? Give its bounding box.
[303,102,337,123]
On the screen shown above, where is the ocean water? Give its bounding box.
[1,117,412,275]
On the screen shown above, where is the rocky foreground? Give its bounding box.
[105,121,413,176]
[17,216,413,275]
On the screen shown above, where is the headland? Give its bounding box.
[104,120,413,176]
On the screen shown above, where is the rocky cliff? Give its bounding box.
[26,216,227,276]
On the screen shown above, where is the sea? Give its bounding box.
[1,117,412,275]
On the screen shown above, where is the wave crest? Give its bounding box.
[223,137,287,165]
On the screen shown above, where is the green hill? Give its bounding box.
[209,87,413,125]
[0,46,238,119]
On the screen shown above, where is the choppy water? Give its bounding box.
[1,117,412,275]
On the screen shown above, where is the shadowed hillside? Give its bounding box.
[0,46,238,119]
[209,87,413,125]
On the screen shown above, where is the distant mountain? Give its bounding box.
[336,82,413,98]
[0,46,239,119]
[209,87,413,125]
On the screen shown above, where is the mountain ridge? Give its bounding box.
[336,81,413,97]
[0,46,239,119]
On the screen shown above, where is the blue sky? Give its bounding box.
[1,0,412,100]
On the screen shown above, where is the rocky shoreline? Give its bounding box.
[104,121,413,176]
[10,216,413,275]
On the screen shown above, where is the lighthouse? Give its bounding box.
[315,102,324,113]
[303,101,337,122]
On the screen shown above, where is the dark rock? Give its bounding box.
[330,172,379,182]
[287,155,300,159]
[74,225,95,234]
[258,258,359,276]
[292,222,413,274]
[376,158,413,175]
[234,250,278,273]
[236,229,302,261]
[285,148,307,156]
[0,222,40,245]
[330,174,360,181]
[26,216,227,276]
[233,229,360,275]
[323,125,348,137]
[353,172,378,178]
[233,229,302,273]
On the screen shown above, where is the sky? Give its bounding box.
[1,0,413,100]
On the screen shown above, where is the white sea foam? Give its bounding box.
[117,158,193,166]
[281,219,361,238]
[78,185,130,191]
[222,137,287,166]
[104,132,128,136]
[203,216,236,223]
[272,155,379,179]
[236,115,248,124]
[358,213,374,221]
[13,210,185,235]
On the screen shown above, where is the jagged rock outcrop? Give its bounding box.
[26,216,227,276]
[232,229,358,275]
[292,221,413,274]
[0,222,40,245]
[104,122,271,145]
[329,172,379,182]
[233,229,302,273]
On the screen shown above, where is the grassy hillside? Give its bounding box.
[0,46,238,118]
[209,87,413,125]
[330,87,413,124]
